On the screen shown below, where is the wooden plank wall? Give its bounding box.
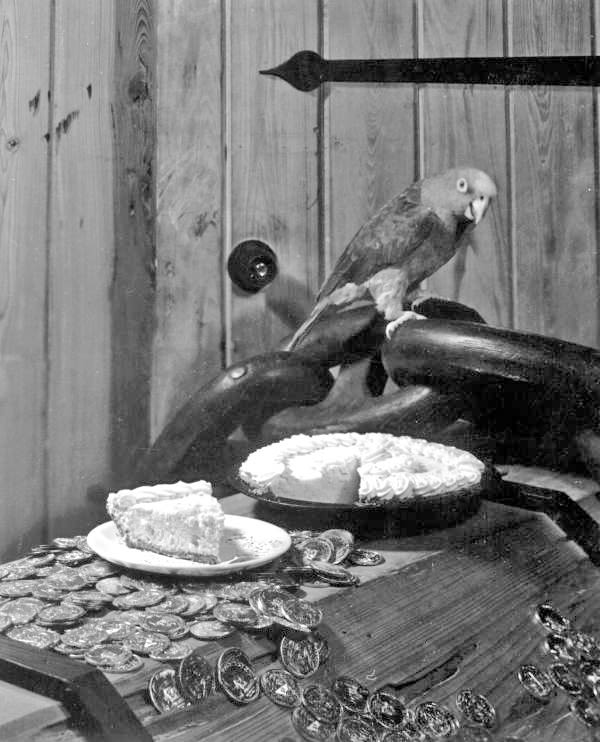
[0,0,598,560]
[0,0,51,558]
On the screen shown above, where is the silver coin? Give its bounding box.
[30,584,66,602]
[331,676,370,714]
[51,537,80,549]
[249,586,294,619]
[149,666,189,713]
[1,599,42,625]
[308,631,330,665]
[281,596,323,629]
[280,634,321,678]
[113,588,165,609]
[260,668,300,708]
[24,553,56,568]
[301,684,341,725]
[78,560,118,580]
[56,550,94,567]
[95,577,132,596]
[7,624,60,649]
[517,664,554,700]
[271,614,311,634]
[120,574,168,591]
[53,641,86,658]
[141,612,188,640]
[151,594,190,615]
[337,713,381,742]
[216,648,260,704]
[0,580,37,598]
[3,565,38,580]
[296,537,335,564]
[367,690,406,729]
[289,530,319,544]
[73,535,95,554]
[347,548,384,567]
[100,653,145,674]
[123,628,171,656]
[415,701,460,737]
[149,639,196,663]
[61,624,109,648]
[548,662,586,695]
[219,580,271,602]
[84,643,133,667]
[92,618,136,641]
[320,528,354,546]
[180,593,214,618]
[213,602,270,629]
[36,603,87,626]
[455,689,496,728]
[535,603,571,635]
[320,530,354,563]
[65,589,113,607]
[188,618,235,640]
[309,561,359,587]
[291,704,337,741]
[177,647,214,703]
[46,570,88,591]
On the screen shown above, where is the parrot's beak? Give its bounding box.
[464,196,489,225]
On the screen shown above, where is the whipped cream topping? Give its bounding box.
[239,432,484,504]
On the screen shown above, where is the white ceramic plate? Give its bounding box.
[87,515,291,577]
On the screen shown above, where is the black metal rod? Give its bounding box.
[260,50,598,92]
[484,473,600,567]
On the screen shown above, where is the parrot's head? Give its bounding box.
[422,167,497,235]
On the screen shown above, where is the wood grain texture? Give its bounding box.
[46,0,116,538]
[151,0,223,440]
[419,0,512,328]
[323,0,417,272]
[510,0,598,345]
[229,0,320,360]
[111,0,156,483]
[0,0,50,559]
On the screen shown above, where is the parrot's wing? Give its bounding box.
[316,183,434,300]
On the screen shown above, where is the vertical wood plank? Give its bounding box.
[47,0,116,537]
[419,0,511,327]
[111,0,155,482]
[0,1,50,559]
[510,0,598,345]
[229,0,320,360]
[596,0,600,348]
[151,0,223,439]
[324,0,417,271]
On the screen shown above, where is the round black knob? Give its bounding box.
[227,240,278,293]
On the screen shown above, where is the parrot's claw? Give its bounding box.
[385,311,426,340]
[410,292,440,312]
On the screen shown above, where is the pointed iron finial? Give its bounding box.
[260,50,327,92]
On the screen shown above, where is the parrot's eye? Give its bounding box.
[456,178,468,193]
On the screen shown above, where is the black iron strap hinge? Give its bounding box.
[260,50,598,91]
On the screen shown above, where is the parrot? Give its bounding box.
[286,166,497,353]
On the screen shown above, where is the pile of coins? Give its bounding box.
[0,529,383,676]
[515,602,600,729]
[288,528,385,587]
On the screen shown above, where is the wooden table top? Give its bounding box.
[2,465,600,742]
